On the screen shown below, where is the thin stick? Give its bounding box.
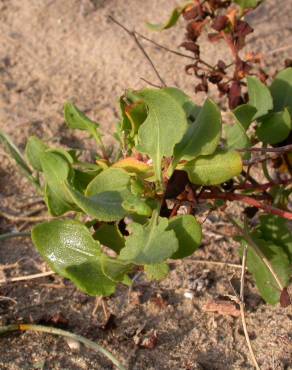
[238,144,292,154]
[239,242,261,370]
[174,259,243,269]
[0,324,127,370]
[0,231,30,241]
[0,209,51,223]
[108,16,167,87]
[134,31,195,60]
[267,44,292,55]
[0,271,55,285]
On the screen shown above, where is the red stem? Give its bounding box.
[199,191,292,220]
[234,178,292,191]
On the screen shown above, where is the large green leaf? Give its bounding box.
[64,102,101,143]
[65,168,132,221]
[0,129,39,189]
[247,77,273,119]
[146,3,192,31]
[270,68,292,114]
[242,237,291,305]
[135,89,188,184]
[233,0,261,9]
[256,109,291,144]
[258,215,292,262]
[32,220,117,296]
[163,87,201,122]
[172,99,221,169]
[181,149,242,185]
[167,215,202,259]
[119,213,178,264]
[93,223,125,253]
[25,136,48,171]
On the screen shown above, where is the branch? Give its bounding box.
[238,144,292,154]
[234,178,292,191]
[199,191,292,220]
[108,16,167,87]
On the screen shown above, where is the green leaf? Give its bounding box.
[242,237,291,304]
[93,223,125,253]
[120,213,178,264]
[25,136,48,171]
[181,149,242,185]
[233,104,257,130]
[100,255,133,283]
[162,87,201,121]
[66,168,132,221]
[270,68,292,114]
[32,220,116,296]
[146,3,192,31]
[247,77,273,120]
[144,263,169,280]
[256,109,291,144]
[233,0,261,9]
[224,122,251,152]
[135,89,188,184]
[122,197,153,217]
[125,102,147,139]
[64,102,101,143]
[167,215,202,259]
[258,215,292,262]
[0,129,39,189]
[40,151,77,216]
[173,99,221,168]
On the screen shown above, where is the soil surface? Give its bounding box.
[0,0,292,369]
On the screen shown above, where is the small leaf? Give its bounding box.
[146,3,192,31]
[135,89,188,184]
[32,220,116,296]
[122,197,153,217]
[241,237,291,304]
[144,263,169,280]
[93,223,125,253]
[40,151,77,216]
[256,109,291,144]
[167,215,202,259]
[270,67,292,114]
[173,99,221,168]
[64,102,101,142]
[181,149,242,185]
[125,102,147,138]
[25,136,48,171]
[100,255,133,282]
[120,213,178,264]
[0,129,39,188]
[233,104,257,130]
[247,76,273,119]
[233,0,262,9]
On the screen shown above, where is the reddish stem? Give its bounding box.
[198,191,292,220]
[234,178,292,191]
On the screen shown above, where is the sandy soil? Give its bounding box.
[0,0,292,369]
